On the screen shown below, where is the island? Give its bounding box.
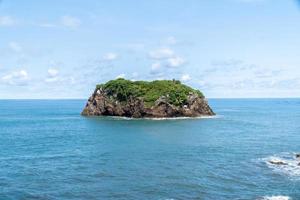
[81,78,215,118]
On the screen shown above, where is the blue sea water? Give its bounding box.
[0,99,300,200]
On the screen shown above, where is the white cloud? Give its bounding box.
[116,73,126,79]
[69,77,76,85]
[198,80,206,87]
[115,43,145,51]
[61,15,81,28]
[0,16,15,26]
[149,48,174,59]
[130,72,139,81]
[47,68,59,77]
[167,56,185,67]
[196,59,300,97]
[150,62,162,75]
[36,16,81,29]
[154,75,165,80]
[8,42,22,53]
[149,45,185,70]
[236,0,267,2]
[45,77,59,83]
[39,23,57,28]
[102,53,118,61]
[165,36,177,45]
[181,74,191,81]
[44,68,76,84]
[151,62,161,71]
[1,70,30,86]
[45,68,59,83]
[132,72,139,78]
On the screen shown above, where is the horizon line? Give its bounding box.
[0,97,299,100]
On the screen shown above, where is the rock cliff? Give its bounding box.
[81,79,215,118]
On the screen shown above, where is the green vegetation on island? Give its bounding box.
[96,78,204,107]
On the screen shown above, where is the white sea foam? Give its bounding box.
[263,152,300,177]
[109,115,221,121]
[261,196,291,200]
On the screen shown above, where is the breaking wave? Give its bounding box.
[260,196,291,200]
[109,115,221,121]
[262,152,300,177]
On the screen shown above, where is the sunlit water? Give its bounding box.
[0,99,299,200]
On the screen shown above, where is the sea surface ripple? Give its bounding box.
[0,99,300,199]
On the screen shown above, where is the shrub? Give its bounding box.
[96,78,204,107]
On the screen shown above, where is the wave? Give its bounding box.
[260,196,291,200]
[0,151,83,161]
[109,115,221,121]
[262,152,300,177]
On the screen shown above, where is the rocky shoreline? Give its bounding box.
[81,80,215,118]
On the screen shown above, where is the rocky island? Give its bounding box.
[81,79,215,118]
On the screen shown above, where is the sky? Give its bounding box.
[1,0,300,99]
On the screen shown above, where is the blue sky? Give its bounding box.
[1,0,300,98]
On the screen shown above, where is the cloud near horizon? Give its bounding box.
[45,68,59,83]
[148,48,175,60]
[1,70,30,86]
[102,53,118,61]
[148,46,186,79]
[61,15,81,29]
[0,0,299,98]
[0,16,15,26]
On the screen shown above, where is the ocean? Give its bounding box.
[0,99,299,200]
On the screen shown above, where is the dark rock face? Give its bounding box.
[268,160,288,165]
[81,88,215,118]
